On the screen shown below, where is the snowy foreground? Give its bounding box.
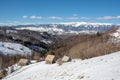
[0,42,31,55]
[3,51,120,80]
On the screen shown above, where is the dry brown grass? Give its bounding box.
[49,32,120,59]
[68,34,120,59]
[1,54,31,69]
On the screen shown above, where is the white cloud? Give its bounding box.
[0,21,22,26]
[66,17,79,20]
[117,16,120,19]
[30,16,42,19]
[0,21,37,26]
[80,17,90,20]
[48,16,62,20]
[96,16,115,20]
[73,14,77,17]
[23,16,28,19]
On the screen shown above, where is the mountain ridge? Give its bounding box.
[14,22,120,35]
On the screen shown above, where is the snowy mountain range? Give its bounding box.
[16,22,120,35]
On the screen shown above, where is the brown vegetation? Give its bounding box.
[48,30,120,59]
[0,54,31,69]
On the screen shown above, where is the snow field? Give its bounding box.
[3,51,120,80]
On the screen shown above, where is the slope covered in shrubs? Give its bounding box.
[48,28,120,59]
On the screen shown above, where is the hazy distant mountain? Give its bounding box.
[15,22,120,35]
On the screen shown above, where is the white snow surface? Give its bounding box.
[18,27,64,33]
[60,22,112,27]
[110,28,120,43]
[111,28,120,38]
[3,51,120,80]
[0,42,31,56]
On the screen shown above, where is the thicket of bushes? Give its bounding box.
[48,33,120,59]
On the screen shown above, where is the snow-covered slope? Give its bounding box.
[110,28,120,43]
[16,22,118,35]
[3,51,120,80]
[0,42,31,56]
[111,28,120,38]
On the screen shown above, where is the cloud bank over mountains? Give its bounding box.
[22,15,120,20]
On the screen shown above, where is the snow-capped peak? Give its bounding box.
[60,22,112,27]
[16,22,118,35]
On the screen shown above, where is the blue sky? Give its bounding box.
[0,0,120,25]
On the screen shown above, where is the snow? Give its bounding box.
[3,51,120,80]
[16,22,114,35]
[30,60,37,64]
[6,64,21,75]
[67,30,97,34]
[17,27,64,33]
[6,30,17,34]
[110,28,120,43]
[0,42,31,56]
[41,40,52,44]
[60,22,112,27]
[17,27,65,35]
[17,26,97,35]
[111,28,120,38]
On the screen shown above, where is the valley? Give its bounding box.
[0,22,120,80]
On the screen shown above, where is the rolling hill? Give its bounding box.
[3,51,120,80]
